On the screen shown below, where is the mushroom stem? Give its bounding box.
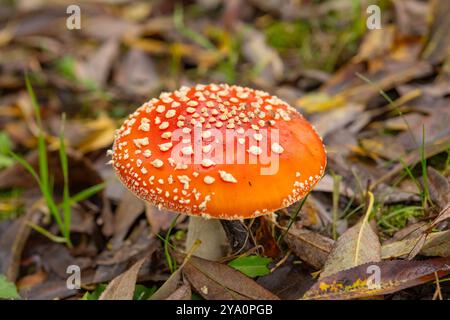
[185,216,228,261]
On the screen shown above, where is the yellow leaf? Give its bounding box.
[76,114,117,154]
[296,92,347,113]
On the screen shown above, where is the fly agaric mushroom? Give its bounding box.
[110,84,326,260]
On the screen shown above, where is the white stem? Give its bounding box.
[185,216,228,261]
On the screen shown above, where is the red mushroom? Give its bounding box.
[111,84,326,259]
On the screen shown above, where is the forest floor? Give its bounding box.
[0,0,449,300]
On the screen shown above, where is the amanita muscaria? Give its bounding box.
[111,84,326,260]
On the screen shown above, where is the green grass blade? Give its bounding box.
[26,220,68,244]
[164,214,180,273]
[9,151,41,184]
[68,183,106,205]
[399,158,422,193]
[277,193,309,243]
[59,114,72,245]
[9,150,63,231]
[25,74,50,195]
[25,74,65,235]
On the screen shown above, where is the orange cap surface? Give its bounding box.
[111,84,326,219]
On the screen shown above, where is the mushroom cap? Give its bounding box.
[111,84,326,220]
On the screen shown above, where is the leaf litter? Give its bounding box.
[0,0,449,300]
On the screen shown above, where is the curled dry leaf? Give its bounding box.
[402,203,450,260]
[150,269,182,300]
[426,167,450,211]
[303,257,450,300]
[182,256,279,300]
[99,258,146,300]
[432,203,450,228]
[0,207,42,282]
[382,230,450,259]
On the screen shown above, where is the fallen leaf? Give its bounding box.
[110,190,145,248]
[150,269,183,300]
[382,230,450,259]
[240,25,284,86]
[115,49,160,96]
[228,255,272,278]
[303,257,450,300]
[320,211,381,279]
[182,255,279,300]
[74,114,117,154]
[16,270,47,290]
[311,103,364,138]
[99,258,147,300]
[166,283,192,300]
[257,256,315,300]
[145,203,178,235]
[431,203,450,228]
[19,274,79,300]
[372,136,450,188]
[393,0,428,37]
[426,167,450,210]
[285,228,334,269]
[0,206,41,282]
[96,226,158,266]
[353,26,395,63]
[421,0,450,64]
[78,39,119,87]
[0,274,20,299]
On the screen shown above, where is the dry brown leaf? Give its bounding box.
[320,215,381,279]
[110,190,145,248]
[256,256,315,299]
[78,39,119,87]
[311,103,364,138]
[182,255,279,300]
[0,205,42,281]
[114,49,159,95]
[166,283,192,300]
[427,167,450,210]
[303,257,450,300]
[99,258,146,300]
[285,228,334,269]
[150,269,183,300]
[431,203,450,228]
[421,0,450,64]
[240,25,284,86]
[382,230,450,259]
[145,203,178,235]
[353,26,395,63]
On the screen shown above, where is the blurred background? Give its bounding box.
[0,0,449,300]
